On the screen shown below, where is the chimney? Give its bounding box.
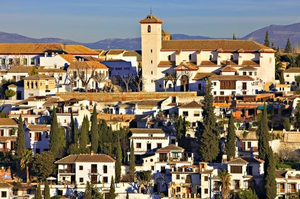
[90,150,94,155]
[52,52,55,57]
[45,52,48,57]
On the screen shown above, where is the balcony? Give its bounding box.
[59,169,75,174]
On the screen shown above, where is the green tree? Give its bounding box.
[129,140,135,182]
[294,101,300,130]
[84,182,92,199]
[34,184,42,199]
[226,114,236,161]
[264,30,270,47]
[115,135,122,182]
[68,143,80,154]
[175,116,186,148]
[70,111,78,145]
[29,66,38,76]
[275,49,284,83]
[16,115,25,157]
[219,169,231,199]
[44,180,51,199]
[50,107,66,159]
[237,189,258,199]
[257,104,270,160]
[233,34,237,40]
[83,181,103,199]
[79,115,90,153]
[198,79,219,162]
[109,176,116,199]
[20,149,33,183]
[0,111,6,118]
[126,192,129,199]
[264,148,277,199]
[5,89,15,98]
[285,38,292,53]
[283,118,291,131]
[32,151,55,181]
[91,106,99,153]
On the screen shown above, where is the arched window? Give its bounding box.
[148,25,151,33]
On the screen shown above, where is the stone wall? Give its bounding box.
[56,92,197,102]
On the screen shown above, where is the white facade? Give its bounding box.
[25,125,50,155]
[0,118,18,152]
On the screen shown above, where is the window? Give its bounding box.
[147,25,151,33]
[231,166,242,173]
[176,187,181,193]
[194,111,200,117]
[243,72,247,76]
[157,143,162,148]
[150,49,153,53]
[151,71,153,75]
[159,84,162,88]
[136,143,141,148]
[168,84,172,89]
[198,84,202,90]
[151,60,153,64]
[168,55,171,61]
[79,178,84,183]
[103,165,107,173]
[204,189,208,194]
[176,174,180,180]
[30,58,35,65]
[286,74,290,77]
[242,82,247,90]
[209,55,212,61]
[103,177,108,183]
[204,176,208,181]
[151,166,154,170]
[230,55,234,60]
[213,91,216,95]
[243,91,247,95]
[213,82,216,86]
[183,111,189,116]
[189,54,192,61]
[234,180,240,190]
[28,133,31,138]
[36,148,40,154]
[249,72,253,76]
[45,132,49,138]
[220,91,224,95]
[0,130,4,136]
[35,132,42,141]
[91,164,97,173]
[79,166,83,170]
[220,81,236,90]
[1,191,6,198]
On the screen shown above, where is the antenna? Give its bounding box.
[150,7,152,14]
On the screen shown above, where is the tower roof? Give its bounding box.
[140,14,163,24]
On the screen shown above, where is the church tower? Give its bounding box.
[140,13,162,92]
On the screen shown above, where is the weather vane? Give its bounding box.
[150,7,152,14]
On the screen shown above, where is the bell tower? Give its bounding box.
[140,13,162,92]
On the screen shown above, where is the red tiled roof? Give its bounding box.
[68,61,108,70]
[55,154,115,164]
[180,101,202,108]
[210,75,254,81]
[140,14,163,23]
[220,65,237,72]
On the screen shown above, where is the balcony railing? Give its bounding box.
[59,169,75,173]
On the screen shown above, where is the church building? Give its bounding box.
[140,14,276,94]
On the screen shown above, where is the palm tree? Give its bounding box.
[219,169,231,199]
[20,149,33,183]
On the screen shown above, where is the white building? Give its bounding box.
[25,124,50,155]
[55,153,115,185]
[139,14,275,92]
[0,182,13,199]
[0,118,18,153]
[178,101,203,129]
[40,54,76,69]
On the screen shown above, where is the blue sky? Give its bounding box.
[1,0,299,42]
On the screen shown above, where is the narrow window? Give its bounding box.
[148,25,151,33]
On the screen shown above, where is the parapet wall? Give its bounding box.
[56,92,197,102]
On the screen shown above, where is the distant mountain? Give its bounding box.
[242,23,300,48]
[1,22,300,50]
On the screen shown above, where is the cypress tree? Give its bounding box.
[79,116,89,153]
[34,184,42,199]
[285,38,292,53]
[44,180,50,199]
[264,148,277,199]
[226,114,236,161]
[129,140,135,182]
[49,107,60,158]
[115,134,122,182]
[233,34,237,40]
[91,106,99,153]
[16,115,25,157]
[264,30,270,47]
[198,79,219,162]
[109,176,116,199]
[98,119,108,153]
[70,111,78,144]
[126,192,129,199]
[257,104,270,160]
[175,116,184,147]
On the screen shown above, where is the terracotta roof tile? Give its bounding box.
[193,72,216,81]
[140,14,163,23]
[175,62,198,71]
[199,60,218,66]
[59,54,76,63]
[157,145,184,153]
[24,74,55,80]
[284,67,300,73]
[38,68,66,73]
[220,65,237,72]
[68,61,108,70]
[210,75,254,81]
[227,158,248,165]
[130,128,165,134]
[106,49,125,55]
[180,101,202,108]
[55,154,115,164]
[0,118,17,126]
[0,182,13,188]
[239,66,257,71]
[162,40,273,52]
[242,60,260,66]
[27,125,50,131]
[8,66,32,73]
[221,60,238,65]
[158,61,175,67]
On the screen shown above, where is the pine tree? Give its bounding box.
[233,34,237,40]
[285,38,292,53]
[198,79,219,162]
[80,116,90,153]
[115,134,122,182]
[226,114,236,161]
[15,115,25,157]
[264,30,270,47]
[264,148,277,199]
[44,180,50,199]
[129,140,135,182]
[257,104,270,160]
[109,176,116,199]
[34,184,42,199]
[91,106,99,153]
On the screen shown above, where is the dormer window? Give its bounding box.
[209,55,213,61]
[148,25,151,33]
